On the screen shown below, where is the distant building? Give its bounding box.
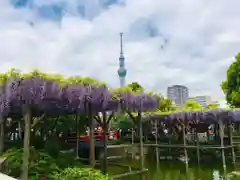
[188,96,213,107]
[167,85,189,107]
[211,100,219,105]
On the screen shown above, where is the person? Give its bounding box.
[98,126,103,133]
[113,128,120,140]
[86,127,90,136]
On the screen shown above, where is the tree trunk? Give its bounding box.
[18,121,22,140]
[0,115,5,154]
[21,106,31,180]
[75,113,79,158]
[88,104,95,167]
[102,112,108,174]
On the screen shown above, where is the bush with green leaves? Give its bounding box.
[51,167,109,180]
[1,148,59,178]
[1,146,106,179]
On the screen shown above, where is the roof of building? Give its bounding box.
[168,85,188,89]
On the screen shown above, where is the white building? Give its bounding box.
[188,96,213,107]
[167,85,189,107]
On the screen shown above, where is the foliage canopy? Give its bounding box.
[0,69,159,118]
[221,53,240,107]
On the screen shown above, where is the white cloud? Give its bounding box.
[0,0,240,102]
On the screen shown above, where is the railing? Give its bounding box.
[108,162,148,180]
[111,169,148,179]
[107,144,147,180]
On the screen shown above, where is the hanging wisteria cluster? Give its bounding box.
[0,69,160,117]
[143,110,240,122]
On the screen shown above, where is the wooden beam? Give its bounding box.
[31,113,46,128]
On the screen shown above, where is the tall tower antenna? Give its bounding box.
[120,32,123,55]
[117,32,127,88]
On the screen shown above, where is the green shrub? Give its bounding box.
[1,148,59,178]
[44,138,61,158]
[1,148,22,177]
[51,167,109,180]
[4,140,22,150]
[54,152,82,169]
[1,148,89,179]
[31,136,45,149]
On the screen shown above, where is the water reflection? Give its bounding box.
[213,170,220,180]
[107,158,232,180]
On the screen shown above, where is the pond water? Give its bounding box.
[107,158,232,180]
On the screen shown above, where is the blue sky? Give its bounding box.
[11,0,125,20]
[1,0,240,104]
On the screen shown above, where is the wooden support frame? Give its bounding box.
[228,119,236,166]
[88,103,95,167]
[102,112,108,175]
[182,119,189,170]
[196,114,200,166]
[138,110,145,180]
[131,127,134,160]
[106,110,240,179]
[154,120,159,166]
[75,113,79,159]
[218,117,227,176]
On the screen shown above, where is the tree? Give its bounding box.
[158,97,175,112]
[126,82,144,93]
[184,99,201,110]
[205,103,220,109]
[0,69,159,180]
[221,53,240,107]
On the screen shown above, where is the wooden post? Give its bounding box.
[206,123,209,143]
[229,119,236,166]
[144,122,147,142]
[88,104,95,167]
[102,112,108,174]
[182,120,189,171]
[155,120,159,165]
[21,106,31,180]
[213,123,217,142]
[219,117,226,175]
[75,114,79,158]
[0,115,4,154]
[167,121,170,158]
[131,127,134,160]
[196,129,200,166]
[138,111,145,180]
[196,114,200,166]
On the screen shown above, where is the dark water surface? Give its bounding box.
[107,158,232,180]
